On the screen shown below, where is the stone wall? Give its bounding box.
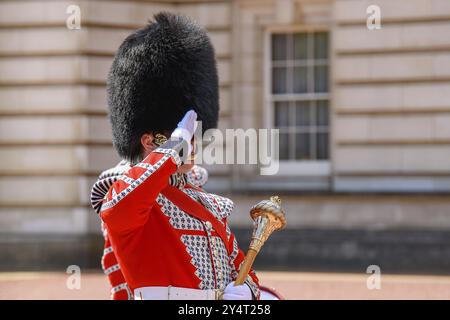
[332,0,450,192]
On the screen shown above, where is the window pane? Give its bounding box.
[295,133,311,160]
[316,132,329,159]
[314,65,328,93]
[271,32,330,163]
[294,33,308,60]
[272,67,287,93]
[314,32,328,59]
[272,34,287,61]
[279,132,290,160]
[274,102,290,128]
[295,101,311,126]
[316,101,329,126]
[293,66,307,93]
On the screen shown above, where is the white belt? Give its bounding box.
[134,286,222,300]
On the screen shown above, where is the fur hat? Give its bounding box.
[107,12,219,163]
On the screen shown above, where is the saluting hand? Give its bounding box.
[171,110,198,158]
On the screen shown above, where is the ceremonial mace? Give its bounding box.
[234,196,287,285]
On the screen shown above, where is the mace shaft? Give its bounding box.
[234,248,258,285]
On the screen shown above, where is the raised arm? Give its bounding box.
[100,110,197,233]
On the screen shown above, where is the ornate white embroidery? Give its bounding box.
[134,162,152,170]
[118,175,135,185]
[111,283,133,300]
[210,236,233,290]
[154,147,182,166]
[181,235,215,290]
[100,154,170,212]
[169,172,186,189]
[182,188,234,220]
[229,236,240,279]
[104,264,120,275]
[156,195,204,231]
[101,245,114,272]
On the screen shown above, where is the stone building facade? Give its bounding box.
[1,0,450,273]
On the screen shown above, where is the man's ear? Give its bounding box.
[141,133,155,154]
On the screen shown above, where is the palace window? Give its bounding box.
[270,32,330,161]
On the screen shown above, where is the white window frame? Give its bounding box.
[264,26,331,177]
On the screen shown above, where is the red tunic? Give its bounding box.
[92,148,259,299]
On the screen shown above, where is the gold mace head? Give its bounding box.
[248,196,287,253]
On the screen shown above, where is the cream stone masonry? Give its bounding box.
[334,146,450,173]
[335,22,450,53]
[0,146,119,175]
[335,83,450,112]
[0,86,106,115]
[333,0,450,192]
[0,1,78,26]
[0,1,230,30]
[0,56,229,86]
[0,28,230,57]
[0,86,230,116]
[179,2,231,29]
[0,57,111,84]
[0,176,91,206]
[334,176,450,193]
[335,0,450,23]
[0,208,91,235]
[335,53,450,82]
[335,114,450,142]
[219,87,231,116]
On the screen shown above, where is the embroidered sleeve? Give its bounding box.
[100,139,184,233]
[101,229,133,300]
[226,222,261,300]
[90,160,130,214]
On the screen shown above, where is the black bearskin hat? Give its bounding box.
[107,12,219,163]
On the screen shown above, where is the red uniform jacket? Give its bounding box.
[91,148,260,299]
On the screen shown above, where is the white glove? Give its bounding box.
[222,281,253,300]
[170,110,197,156]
